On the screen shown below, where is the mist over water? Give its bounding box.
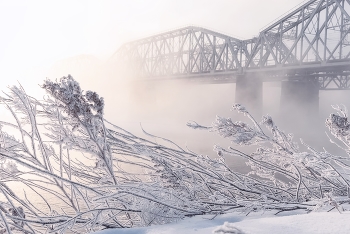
[110,80,350,173]
[1,55,349,217]
[44,55,350,173]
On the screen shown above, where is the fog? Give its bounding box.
[1,0,349,172]
[0,50,346,174]
[0,52,349,172]
[37,54,349,172]
[124,80,350,172]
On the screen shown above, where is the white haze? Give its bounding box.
[1,0,350,171]
[42,54,350,172]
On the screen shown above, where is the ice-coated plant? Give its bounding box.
[189,103,350,204]
[0,75,348,233]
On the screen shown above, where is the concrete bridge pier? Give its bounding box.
[280,79,319,134]
[235,75,263,115]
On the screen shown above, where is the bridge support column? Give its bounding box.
[280,79,319,134]
[235,75,263,115]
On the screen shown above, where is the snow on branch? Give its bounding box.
[0,76,348,233]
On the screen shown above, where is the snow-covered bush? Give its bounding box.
[192,104,350,201]
[0,75,348,233]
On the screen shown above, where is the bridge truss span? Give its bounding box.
[112,0,350,90]
[114,26,247,78]
[250,0,350,70]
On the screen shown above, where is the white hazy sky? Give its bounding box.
[0,0,307,93]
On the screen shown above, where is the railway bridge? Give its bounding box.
[111,0,350,119]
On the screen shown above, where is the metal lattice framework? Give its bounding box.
[113,27,245,78]
[111,0,350,89]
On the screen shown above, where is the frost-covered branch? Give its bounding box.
[0,76,348,233]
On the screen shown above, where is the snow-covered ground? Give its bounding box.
[93,210,350,234]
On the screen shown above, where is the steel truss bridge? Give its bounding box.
[112,0,350,90]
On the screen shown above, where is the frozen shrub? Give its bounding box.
[0,76,348,233]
